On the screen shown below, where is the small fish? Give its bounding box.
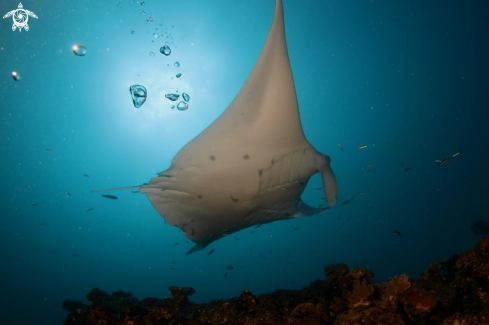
[171,268,175,270]
[338,143,344,152]
[340,201,350,206]
[357,145,367,150]
[363,226,366,232]
[339,225,344,230]
[255,224,262,228]
[294,227,299,231]
[65,191,71,196]
[435,160,442,163]
[318,204,324,208]
[250,231,255,233]
[102,195,118,200]
[393,231,403,238]
[72,254,79,257]
[281,187,289,190]
[207,249,215,256]
[172,242,178,246]
[366,163,372,168]
[403,168,412,173]
[316,187,323,190]
[229,194,239,202]
[40,223,46,225]
[31,204,37,206]
[350,196,354,200]
[452,152,461,157]
[131,190,139,193]
[356,192,363,196]
[60,206,62,209]
[183,239,189,244]
[227,266,234,270]
[24,185,31,188]
[233,236,238,240]
[83,174,89,177]
[45,149,52,152]
[438,158,449,166]
[171,261,176,265]
[224,272,228,280]
[87,208,94,212]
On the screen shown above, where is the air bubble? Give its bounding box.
[72,45,87,56]
[165,93,179,101]
[182,93,190,102]
[177,101,188,111]
[160,45,171,56]
[129,85,147,108]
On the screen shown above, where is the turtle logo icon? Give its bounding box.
[3,3,38,32]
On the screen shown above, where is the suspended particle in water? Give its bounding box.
[129,85,147,108]
[149,51,155,56]
[140,1,145,5]
[160,45,171,56]
[134,0,139,3]
[11,71,19,81]
[177,101,188,111]
[149,17,153,22]
[174,62,180,67]
[131,30,135,34]
[171,105,175,109]
[72,45,87,56]
[141,10,145,15]
[153,33,158,38]
[165,93,179,101]
[176,73,181,78]
[182,93,190,102]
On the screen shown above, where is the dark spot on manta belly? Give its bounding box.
[197,195,202,199]
[243,154,250,160]
[230,195,239,203]
[210,155,216,161]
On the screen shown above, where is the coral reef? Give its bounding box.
[62,240,489,324]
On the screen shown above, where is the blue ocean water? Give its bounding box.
[1,0,488,323]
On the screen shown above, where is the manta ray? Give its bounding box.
[94,0,338,255]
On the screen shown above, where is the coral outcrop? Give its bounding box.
[62,240,489,324]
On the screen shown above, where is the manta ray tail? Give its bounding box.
[186,244,204,256]
[91,186,141,193]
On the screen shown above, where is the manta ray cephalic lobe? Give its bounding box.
[93,0,338,255]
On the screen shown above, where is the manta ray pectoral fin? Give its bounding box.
[317,154,338,206]
[91,185,141,193]
[294,200,330,217]
[186,244,204,256]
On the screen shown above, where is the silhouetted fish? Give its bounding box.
[87,208,94,212]
[40,223,46,225]
[227,266,234,270]
[224,272,228,280]
[438,158,449,166]
[183,239,189,244]
[31,204,37,206]
[340,201,350,206]
[24,185,31,188]
[45,149,52,152]
[72,254,79,257]
[83,174,89,177]
[207,249,215,256]
[357,145,367,150]
[233,236,238,240]
[393,231,403,238]
[172,242,178,246]
[452,152,461,157]
[404,168,412,173]
[294,227,299,231]
[65,191,71,196]
[338,143,343,152]
[102,195,118,200]
[131,190,139,193]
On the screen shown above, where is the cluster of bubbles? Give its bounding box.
[62,1,189,112]
[11,71,20,81]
